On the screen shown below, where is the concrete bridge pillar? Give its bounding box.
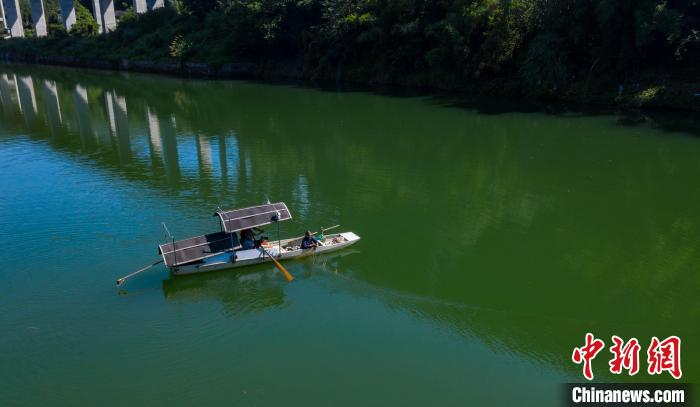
[3,0,25,37]
[133,0,147,14]
[147,0,163,11]
[0,0,6,34]
[60,0,76,31]
[89,0,116,33]
[59,0,75,31]
[90,0,103,33]
[29,0,47,37]
[99,0,116,32]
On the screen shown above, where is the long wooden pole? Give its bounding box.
[289,225,340,241]
[319,225,340,233]
[116,259,164,286]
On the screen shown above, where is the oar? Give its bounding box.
[309,225,340,247]
[262,248,294,282]
[319,224,340,233]
[116,259,164,286]
[289,225,341,241]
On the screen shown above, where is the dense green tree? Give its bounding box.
[181,0,220,18]
[1,0,697,101]
[70,1,99,36]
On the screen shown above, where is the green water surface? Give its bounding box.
[0,64,698,406]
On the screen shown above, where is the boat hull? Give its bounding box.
[170,232,360,275]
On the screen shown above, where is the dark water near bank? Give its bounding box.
[0,64,698,406]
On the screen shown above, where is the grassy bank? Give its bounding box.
[1,1,698,111]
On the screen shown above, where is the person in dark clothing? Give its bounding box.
[300,230,320,249]
[240,228,255,250]
[240,227,265,249]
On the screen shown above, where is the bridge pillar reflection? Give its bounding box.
[73,84,94,146]
[29,0,47,37]
[3,0,24,37]
[196,134,213,175]
[104,91,117,136]
[0,74,13,111]
[16,75,38,125]
[159,114,180,184]
[110,92,132,162]
[146,106,163,162]
[218,135,228,182]
[42,80,62,136]
[0,74,22,114]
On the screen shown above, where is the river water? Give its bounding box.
[0,64,698,406]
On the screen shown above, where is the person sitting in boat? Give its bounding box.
[301,230,321,249]
[240,228,265,250]
[240,228,256,250]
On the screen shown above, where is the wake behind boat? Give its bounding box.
[116,202,360,285]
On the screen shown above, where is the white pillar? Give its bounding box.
[147,0,163,11]
[90,0,116,34]
[90,0,104,33]
[29,0,47,37]
[99,0,115,32]
[60,0,76,31]
[3,0,24,37]
[133,0,147,14]
[0,0,7,34]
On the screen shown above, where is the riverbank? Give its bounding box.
[1,1,698,113]
[2,50,698,113]
[0,52,700,115]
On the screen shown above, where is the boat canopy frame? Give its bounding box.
[158,202,292,268]
[215,202,291,234]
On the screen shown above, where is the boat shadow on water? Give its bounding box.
[160,248,361,316]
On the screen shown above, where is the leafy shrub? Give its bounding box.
[70,2,99,37]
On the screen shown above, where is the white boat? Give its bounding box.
[157,202,360,276]
[172,231,360,275]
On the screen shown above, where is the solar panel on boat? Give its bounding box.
[216,202,292,233]
[159,231,237,267]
